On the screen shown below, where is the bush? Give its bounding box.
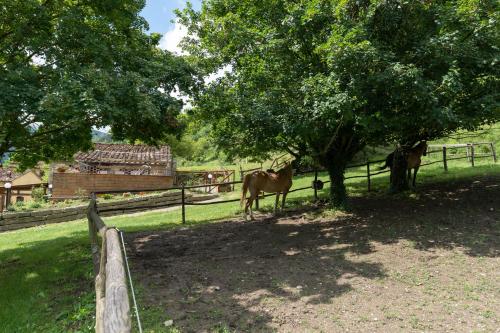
[28,201,42,209]
[31,187,45,202]
[293,155,317,172]
[7,201,25,211]
[102,194,113,200]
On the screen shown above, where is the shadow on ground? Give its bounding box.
[125,175,499,332]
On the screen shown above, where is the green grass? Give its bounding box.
[7,192,155,213]
[6,198,89,212]
[0,156,498,332]
[0,222,94,333]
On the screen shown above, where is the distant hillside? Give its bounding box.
[91,129,113,143]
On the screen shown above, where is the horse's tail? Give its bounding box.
[379,160,388,170]
[241,174,251,207]
[379,152,393,170]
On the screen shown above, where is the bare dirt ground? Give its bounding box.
[126,175,500,332]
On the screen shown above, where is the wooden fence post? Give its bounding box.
[232,171,236,191]
[239,165,244,181]
[470,144,475,167]
[366,162,371,192]
[313,170,318,201]
[104,228,132,333]
[181,185,186,224]
[442,146,448,171]
[95,235,107,333]
[490,143,497,163]
[87,195,101,276]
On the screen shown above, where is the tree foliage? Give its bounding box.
[0,0,197,168]
[179,0,499,205]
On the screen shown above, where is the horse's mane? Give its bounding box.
[276,162,293,176]
[412,140,427,150]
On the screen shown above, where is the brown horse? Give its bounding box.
[241,162,293,221]
[380,141,428,187]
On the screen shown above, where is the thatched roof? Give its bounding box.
[74,143,172,166]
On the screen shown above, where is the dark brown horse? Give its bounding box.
[241,162,293,221]
[380,141,428,187]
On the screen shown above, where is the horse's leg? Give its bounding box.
[274,192,280,215]
[244,198,250,221]
[245,197,254,221]
[281,190,288,211]
[412,166,420,188]
[248,191,257,220]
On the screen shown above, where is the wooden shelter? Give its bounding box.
[51,144,176,198]
[73,143,175,176]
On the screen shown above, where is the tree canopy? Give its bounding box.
[179,0,499,205]
[0,0,197,169]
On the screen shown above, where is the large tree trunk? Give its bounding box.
[389,147,409,193]
[317,129,364,207]
[326,161,347,207]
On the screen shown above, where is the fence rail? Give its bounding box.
[175,169,236,193]
[88,197,132,333]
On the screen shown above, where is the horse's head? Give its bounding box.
[278,161,294,177]
[421,140,428,156]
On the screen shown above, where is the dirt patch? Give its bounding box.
[126,176,500,332]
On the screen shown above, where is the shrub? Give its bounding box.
[28,202,42,209]
[102,194,113,200]
[31,187,46,202]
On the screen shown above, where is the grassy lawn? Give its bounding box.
[0,157,498,332]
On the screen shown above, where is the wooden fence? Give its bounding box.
[428,142,497,170]
[88,197,132,333]
[238,154,292,180]
[175,169,236,193]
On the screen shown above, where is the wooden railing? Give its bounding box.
[270,153,292,171]
[175,169,235,193]
[88,197,131,333]
[239,166,262,180]
[238,155,292,181]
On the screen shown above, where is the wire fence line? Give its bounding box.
[119,229,143,333]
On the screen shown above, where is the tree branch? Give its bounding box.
[322,116,344,156]
[285,147,301,158]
